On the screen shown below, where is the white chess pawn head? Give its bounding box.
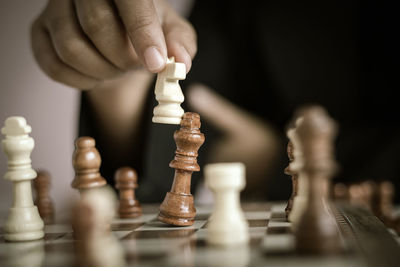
[205,162,246,192]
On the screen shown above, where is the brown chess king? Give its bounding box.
[158,112,205,226]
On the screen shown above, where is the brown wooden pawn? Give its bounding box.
[114,167,142,218]
[158,112,205,226]
[294,106,341,254]
[377,181,395,226]
[33,169,55,224]
[284,140,298,219]
[71,137,107,191]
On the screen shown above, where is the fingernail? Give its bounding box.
[144,47,165,72]
[182,47,192,73]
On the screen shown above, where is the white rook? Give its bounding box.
[1,116,44,241]
[205,162,249,246]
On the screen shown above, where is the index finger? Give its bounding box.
[115,0,167,73]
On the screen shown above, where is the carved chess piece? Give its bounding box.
[33,170,55,223]
[294,106,341,254]
[152,57,186,124]
[1,116,44,241]
[287,118,308,229]
[205,162,249,246]
[72,186,126,267]
[378,181,395,226]
[114,167,142,218]
[284,140,298,219]
[158,112,205,226]
[71,137,107,192]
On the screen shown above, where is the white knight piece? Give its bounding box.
[152,57,186,125]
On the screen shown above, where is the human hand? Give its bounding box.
[187,84,283,195]
[31,0,196,89]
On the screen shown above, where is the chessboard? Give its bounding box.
[1,202,399,267]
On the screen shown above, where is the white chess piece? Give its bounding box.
[205,163,249,246]
[287,117,309,230]
[78,186,126,267]
[1,116,44,241]
[152,57,186,124]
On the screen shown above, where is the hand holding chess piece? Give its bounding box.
[114,167,142,218]
[158,112,205,226]
[1,116,44,241]
[72,137,107,193]
[152,57,186,124]
[33,170,55,224]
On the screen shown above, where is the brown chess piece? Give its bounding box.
[114,167,142,218]
[71,137,107,191]
[33,169,55,224]
[284,140,298,219]
[332,183,349,201]
[377,181,395,227]
[294,106,341,254]
[158,112,205,226]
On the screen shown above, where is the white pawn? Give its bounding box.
[74,186,126,267]
[287,117,309,230]
[1,116,44,241]
[152,57,186,125]
[205,163,249,246]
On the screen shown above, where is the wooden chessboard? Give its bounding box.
[0,202,399,267]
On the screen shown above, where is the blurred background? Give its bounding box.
[0,1,79,215]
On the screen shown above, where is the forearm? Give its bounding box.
[86,70,154,151]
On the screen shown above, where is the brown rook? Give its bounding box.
[114,167,142,218]
[71,137,107,191]
[158,112,205,226]
[33,169,55,223]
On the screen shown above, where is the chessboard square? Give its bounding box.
[113,214,156,224]
[262,234,295,253]
[124,229,196,240]
[268,221,291,228]
[136,219,207,231]
[44,224,71,234]
[111,222,144,231]
[244,211,271,220]
[248,219,269,228]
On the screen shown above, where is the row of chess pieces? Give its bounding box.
[1,113,249,248]
[333,180,400,234]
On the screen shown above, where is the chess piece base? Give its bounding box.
[152,116,182,125]
[119,204,142,219]
[207,223,249,246]
[4,206,44,241]
[158,192,195,226]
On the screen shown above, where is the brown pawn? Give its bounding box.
[158,112,205,226]
[377,181,395,226]
[71,137,107,191]
[114,167,142,218]
[332,183,349,201]
[284,140,298,219]
[294,106,341,254]
[33,169,55,224]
